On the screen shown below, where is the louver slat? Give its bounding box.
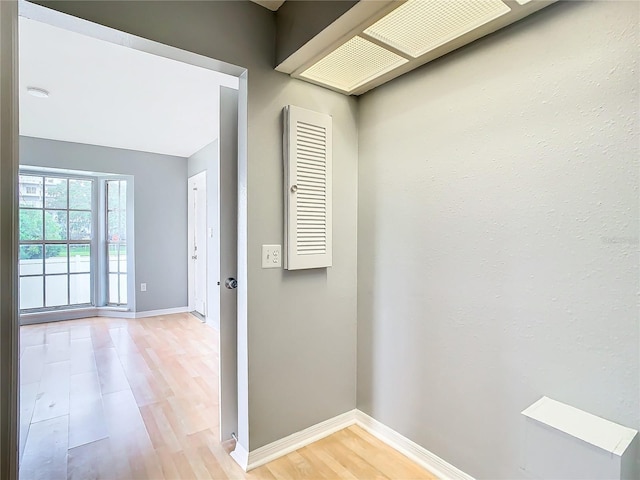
[283,105,332,269]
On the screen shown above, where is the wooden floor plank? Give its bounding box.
[44,330,71,364]
[19,313,439,480]
[93,347,130,395]
[67,438,117,480]
[19,345,46,385]
[20,415,69,480]
[69,338,97,376]
[31,360,70,423]
[19,382,39,463]
[68,371,109,449]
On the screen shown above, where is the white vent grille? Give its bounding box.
[363,0,511,58]
[284,106,332,270]
[299,36,408,94]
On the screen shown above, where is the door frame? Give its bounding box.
[0,2,250,477]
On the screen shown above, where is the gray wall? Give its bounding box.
[357,2,639,478]
[38,0,359,451]
[20,136,189,313]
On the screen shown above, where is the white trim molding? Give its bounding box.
[246,409,358,470]
[230,441,250,471]
[354,411,475,480]
[20,305,191,324]
[133,306,191,318]
[231,409,475,479]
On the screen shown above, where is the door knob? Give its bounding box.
[225,278,238,289]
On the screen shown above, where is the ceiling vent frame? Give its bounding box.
[276,0,557,96]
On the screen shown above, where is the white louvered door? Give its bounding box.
[283,105,332,270]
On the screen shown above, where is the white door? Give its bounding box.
[219,87,239,442]
[188,171,207,318]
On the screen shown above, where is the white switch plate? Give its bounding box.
[140,283,147,292]
[262,245,281,268]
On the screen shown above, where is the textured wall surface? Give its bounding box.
[20,136,189,313]
[357,2,639,478]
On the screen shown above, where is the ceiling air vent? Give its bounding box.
[299,36,407,93]
[363,0,511,58]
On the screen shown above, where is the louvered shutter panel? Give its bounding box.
[283,105,332,270]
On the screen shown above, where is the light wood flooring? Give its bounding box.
[19,313,437,479]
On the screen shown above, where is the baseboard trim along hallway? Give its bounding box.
[231,409,475,479]
[354,411,475,480]
[239,410,357,470]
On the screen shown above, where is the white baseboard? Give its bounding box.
[133,306,190,318]
[234,409,474,480]
[20,307,100,325]
[245,409,358,470]
[20,306,191,324]
[354,411,475,480]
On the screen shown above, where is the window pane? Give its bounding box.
[119,244,127,273]
[119,210,127,242]
[20,276,43,309]
[108,244,118,273]
[45,178,67,209]
[108,211,121,242]
[44,210,67,241]
[19,245,43,276]
[107,180,126,243]
[45,245,68,274]
[69,211,92,240]
[45,275,68,307]
[70,245,91,273]
[107,181,120,209]
[69,179,92,210]
[108,273,119,304]
[70,274,91,304]
[119,274,127,304]
[19,209,43,241]
[19,175,43,208]
[120,182,126,210]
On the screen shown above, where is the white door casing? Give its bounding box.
[188,171,207,317]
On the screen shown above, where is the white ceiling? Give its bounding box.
[19,17,239,158]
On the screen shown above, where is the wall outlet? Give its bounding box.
[262,245,281,268]
[140,283,147,292]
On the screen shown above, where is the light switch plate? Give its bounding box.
[262,245,281,268]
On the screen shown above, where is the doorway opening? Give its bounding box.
[13,1,248,477]
[188,171,210,324]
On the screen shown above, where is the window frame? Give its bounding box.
[105,178,128,306]
[18,168,134,315]
[18,172,97,311]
